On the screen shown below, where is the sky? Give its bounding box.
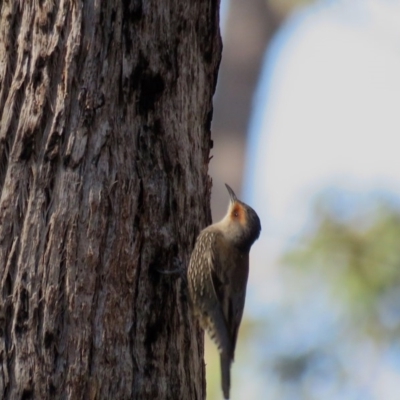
[245,0,400,305]
[238,0,400,399]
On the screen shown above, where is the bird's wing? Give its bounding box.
[195,231,235,399]
[210,234,248,360]
[207,232,237,359]
[229,286,246,358]
[191,231,233,357]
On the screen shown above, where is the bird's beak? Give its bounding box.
[225,184,238,204]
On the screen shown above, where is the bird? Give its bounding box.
[187,184,261,399]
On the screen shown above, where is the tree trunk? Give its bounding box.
[0,1,221,399]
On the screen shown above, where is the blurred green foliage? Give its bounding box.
[284,201,400,340]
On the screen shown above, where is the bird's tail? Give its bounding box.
[220,352,232,400]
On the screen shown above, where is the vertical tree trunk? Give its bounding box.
[0,1,221,399]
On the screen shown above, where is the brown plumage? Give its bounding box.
[187,184,261,400]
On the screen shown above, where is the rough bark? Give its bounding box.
[0,1,221,399]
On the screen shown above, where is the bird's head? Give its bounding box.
[220,184,261,251]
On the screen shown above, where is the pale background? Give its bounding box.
[207,0,400,399]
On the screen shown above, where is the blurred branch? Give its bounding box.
[267,0,317,17]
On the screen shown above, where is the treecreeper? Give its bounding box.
[188,184,261,399]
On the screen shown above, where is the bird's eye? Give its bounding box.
[234,211,239,218]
